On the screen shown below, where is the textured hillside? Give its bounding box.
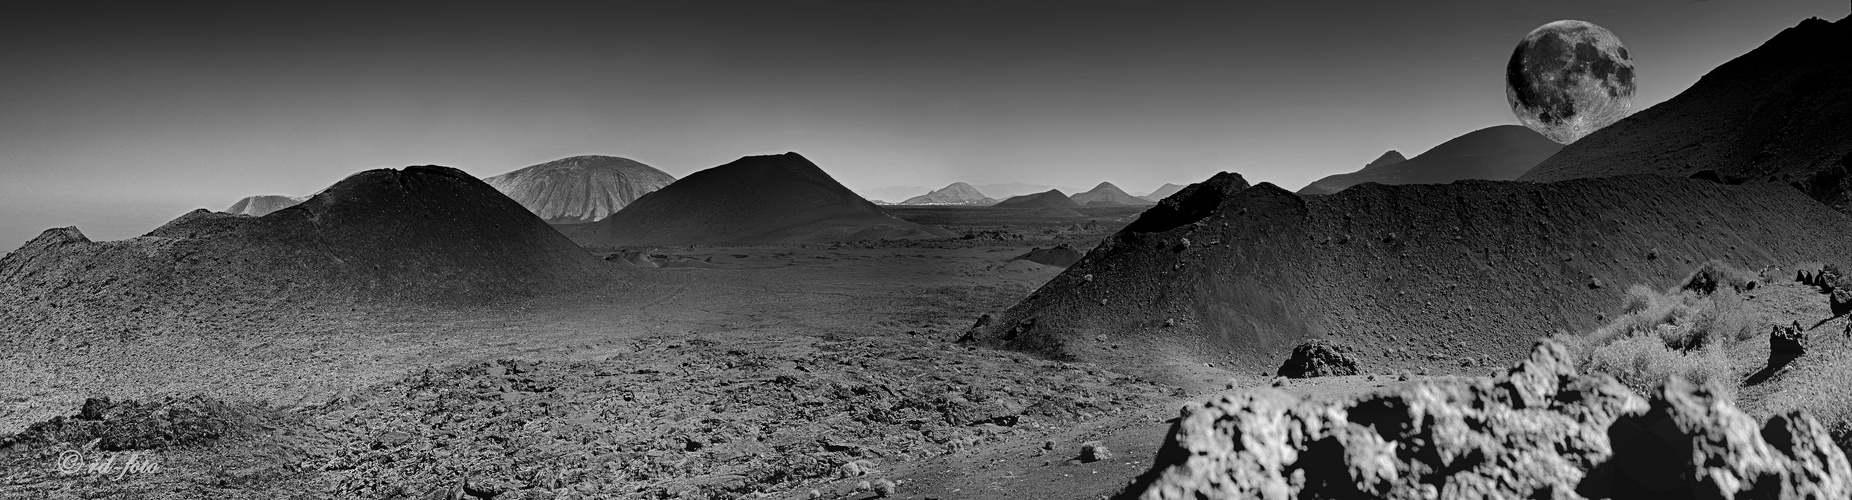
[1071,182,1155,206]
[567,152,953,246]
[484,155,676,223]
[2,166,609,312]
[1519,15,1852,213]
[1298,126,1561,195]
[965,172,1852,383]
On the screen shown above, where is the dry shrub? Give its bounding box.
[1585,335,1738,399]
[1681,259,1760,294]
[1565,262,1766,397]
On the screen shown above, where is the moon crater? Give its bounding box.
[1506,20,1636,144]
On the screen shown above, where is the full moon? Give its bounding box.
[1505,20,1636,144]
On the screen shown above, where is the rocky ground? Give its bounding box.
[5,201,1852,499]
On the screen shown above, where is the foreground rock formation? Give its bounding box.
[1275,339,1359,378]
[483,155,676,223]
[1298,126,1561,195]
[1124,340,1852,499]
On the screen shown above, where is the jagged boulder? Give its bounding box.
[1769,321,1807,372]
[1831,288,1852,317]
[1275,339,1359,378]
[1124,340,1852,500]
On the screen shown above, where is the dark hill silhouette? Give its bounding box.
[484,155,675,223]
[993,189,1082,209]
[1140,183,1188,203]
[1298,126,1561,195]
[223,195,306,216]
[1519,15,1852,213]
[1070,182,1154,206]
[2,166,609,309]
[901,182,996,205]
[964,172,1852,385]
[566,152,953,246]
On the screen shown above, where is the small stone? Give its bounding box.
[1080,441,1112,462]
[872,478,896,497]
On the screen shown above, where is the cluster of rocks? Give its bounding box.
[1275,339,1360,379]
[308,336,1164,499]
[1797,264,1852,319]
[1126,340,1852,499]
[2,396,248,452]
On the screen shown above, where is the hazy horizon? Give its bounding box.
[3,0,1846,250]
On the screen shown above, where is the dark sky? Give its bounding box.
[1,0,1845,249]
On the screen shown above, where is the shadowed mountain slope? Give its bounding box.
[1298,126,1561,195]
[484,155,676,223]
[965,172,1852,384]
[567,153,953,246]
[1519,15,1852,213]
[2,166,611,311]
[993,190,1083,209]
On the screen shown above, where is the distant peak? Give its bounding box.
[1365,150,1407,170]
[1091,181,1119,190]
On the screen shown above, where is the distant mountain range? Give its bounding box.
[484,155,675,223]
[993,189,1083,209]
[1140,183,1187,202]
[563,152,952,246]
[1297,125,1561,195]
[900,182,997,205]
[1070,182,1155,206]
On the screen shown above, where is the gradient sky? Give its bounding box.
[2,0,1846,249]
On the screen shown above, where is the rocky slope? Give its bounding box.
[1071,182,1155,206]
[223,195,307,216]
[483,155,676,223]
[963,172,1852,383]
[1,165,610,312]
[1519,15,1852,213]
[565,152,953,246]
[993,190,1083,209]
[1140,184,1188,203]
[1123,340,1852,499]
[901,182,997,205]
[1298,126,1561,195]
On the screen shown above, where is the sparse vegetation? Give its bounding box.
[1562,261,1768,397]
